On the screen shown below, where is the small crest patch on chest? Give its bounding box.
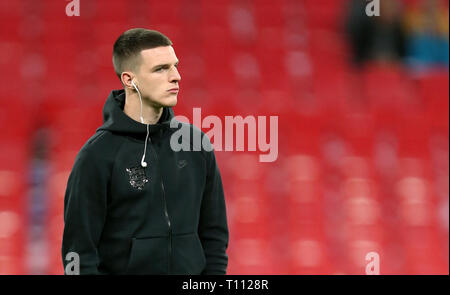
[126,166,149,190]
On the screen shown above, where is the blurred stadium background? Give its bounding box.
[0,0,448,274]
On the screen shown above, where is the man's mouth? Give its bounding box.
[168,88,179,93]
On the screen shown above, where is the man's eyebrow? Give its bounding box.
[151,60,179,70]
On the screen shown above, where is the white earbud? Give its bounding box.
[131,79,137,90]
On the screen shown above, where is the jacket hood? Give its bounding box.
[97,89,175,136]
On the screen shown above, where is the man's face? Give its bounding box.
[134,46,181,108]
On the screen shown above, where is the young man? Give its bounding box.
[62,28,229,275]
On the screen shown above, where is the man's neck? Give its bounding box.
[123,92,163,125]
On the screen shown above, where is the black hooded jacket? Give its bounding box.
[62,89,229,275]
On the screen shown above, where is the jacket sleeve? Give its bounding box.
[61,148,108,275]
[198,147,229,275]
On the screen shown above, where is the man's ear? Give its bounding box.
[121,72,134,90]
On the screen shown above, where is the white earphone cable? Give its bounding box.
[132,80,149,168]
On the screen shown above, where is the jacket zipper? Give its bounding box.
[148,136,172,274]
[161,181,172,274]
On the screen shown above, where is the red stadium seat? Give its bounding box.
[417,71,450,132]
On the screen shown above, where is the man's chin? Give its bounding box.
[162,96,177,107]
[150,96,177,108]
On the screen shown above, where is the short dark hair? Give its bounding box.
[112,28,173,80]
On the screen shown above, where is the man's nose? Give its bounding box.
[169,67,181,83]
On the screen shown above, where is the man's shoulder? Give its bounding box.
[170,119,212,145]
[67,131,119,182]
[169,120,214,156]
[75,130,120,164]
[81,130,112,151]
[171,120,205,135]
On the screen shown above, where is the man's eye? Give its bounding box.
[155,68,163,72]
